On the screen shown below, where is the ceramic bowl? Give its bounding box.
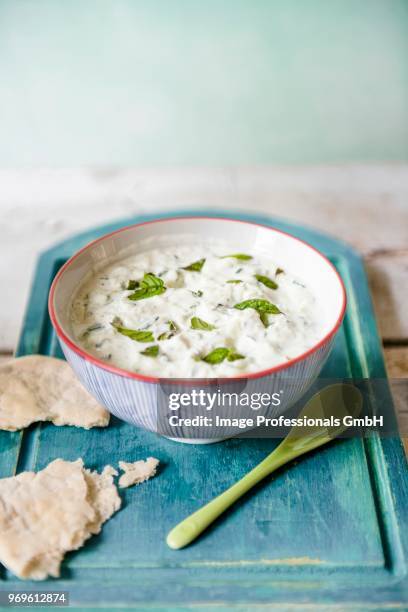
[49,217,346,443]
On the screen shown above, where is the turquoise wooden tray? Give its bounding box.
[1,210,407,610]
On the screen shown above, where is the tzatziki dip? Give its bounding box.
[70,241,320,378]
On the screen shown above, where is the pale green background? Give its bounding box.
[0,0,407,165]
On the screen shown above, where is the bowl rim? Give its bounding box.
[48,216,347,384]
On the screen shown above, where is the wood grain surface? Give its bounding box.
[385,347,408,454]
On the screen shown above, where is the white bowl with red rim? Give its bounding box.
[48,217,346,443]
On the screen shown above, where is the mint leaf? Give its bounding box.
[202,347,245,364]
[255,274,278,290]
[126,280,140,290]
[234,299,281,314]
[276,267,284,276]
[234,298,282,327]
[227,279,243,284]
[191,317,216,331]
[202,347,230,364]
[221,253,252,261]
[141,345,159,357]
[128,273,166,301]
[182,258,206,272]
[192,289,203,297]
[111,321,154,343]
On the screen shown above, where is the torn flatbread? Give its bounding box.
[0,355,109,430]
[118,457,159,488]
[0,459,121,580]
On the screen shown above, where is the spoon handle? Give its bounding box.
[166,444,293,550]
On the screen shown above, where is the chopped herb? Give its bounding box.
[182,258,206,272]
[221,253,253,261]
[81,323,104,339]
[94,340,106,348]
[191,317,216,331]
[158,320,178,341]
[255,274,278,290]
[276,267,284,276]
[128,273,166,301]
[202,347,245,364]
[234,298,282,327]
[227,279,243,284]
[226,350,245,362]
[111,320,154,343]
[192,289,203,297]
[140,345,159,357]
[126,279,140,290]
[259,312,269,328]
[139,321,152,330]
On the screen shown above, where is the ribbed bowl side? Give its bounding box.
[60,336,334,441]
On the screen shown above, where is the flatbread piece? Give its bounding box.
[118,457,159,488]
[0,355,109,430]
[0,459,120,579]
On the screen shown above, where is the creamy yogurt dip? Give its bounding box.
[70,241,320,378]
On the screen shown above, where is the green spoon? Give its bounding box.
[166,383,362,550]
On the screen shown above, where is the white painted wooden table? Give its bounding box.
[1,165,407,447]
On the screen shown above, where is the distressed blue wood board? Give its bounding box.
[1,210,407,610]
